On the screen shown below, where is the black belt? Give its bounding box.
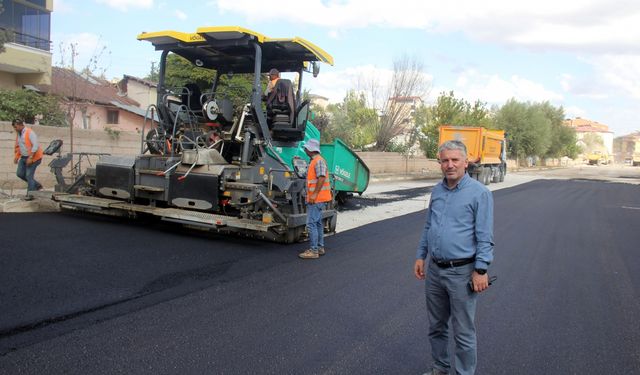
[433,257,475,269]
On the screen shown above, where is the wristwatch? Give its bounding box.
[474,268,487,275]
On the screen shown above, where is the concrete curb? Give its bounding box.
[0,191,60,213]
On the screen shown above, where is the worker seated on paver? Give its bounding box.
[266,78,296,140]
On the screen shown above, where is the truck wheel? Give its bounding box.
[480,167,490,185]
[492,169,500,183]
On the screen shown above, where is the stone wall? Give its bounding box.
[355,152,441,177]
[1,122,141,192]
[4,123,537,191]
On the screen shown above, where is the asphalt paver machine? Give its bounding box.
[54,26,346,243]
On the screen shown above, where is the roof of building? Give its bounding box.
[564,117,610,132]
[33,67,141,108]
[121,74,158,88]
[308,94,329,100]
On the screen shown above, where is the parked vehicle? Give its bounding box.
[587,150,610,165]
[438,126,507,185]
[52,26,368,243]
[632,152,640,167]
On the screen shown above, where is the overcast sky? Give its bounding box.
[53,0,640,136]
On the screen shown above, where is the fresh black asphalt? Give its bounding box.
[1,179,639,374]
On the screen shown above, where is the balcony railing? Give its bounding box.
[1,28,51,52]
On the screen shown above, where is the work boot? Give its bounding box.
[298,249,319,259]
[318,247,325,256]
[23,195,34,201]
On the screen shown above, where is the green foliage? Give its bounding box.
[419,91,491,158]
[581,133,605,154]
[0,89,67,126]
[144,61,159,82]
[493,99,557,161]
[324,90,379,149]
[163,53,256,108]
[104,127,121,140]
[164,53,216,89]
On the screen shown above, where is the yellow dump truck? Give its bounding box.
[587,150,610,165]
[439,126,507,185]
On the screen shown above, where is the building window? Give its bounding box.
[0,0,51,51]
[107,110,119,124]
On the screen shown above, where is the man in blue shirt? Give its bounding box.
[414,140,494,375]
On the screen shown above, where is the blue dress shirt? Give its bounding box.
[416,173,494,270]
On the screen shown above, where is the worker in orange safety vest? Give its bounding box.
[299,138,332,259]
[12,119,43,200]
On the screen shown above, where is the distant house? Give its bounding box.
[33,67,154,133]
[309,94,329,110]
[117,75,158,110]
[563,117,613,155]
[613,132,640,163]
[388,96,423,151]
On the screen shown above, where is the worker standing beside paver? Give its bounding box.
[414,140,494,375]
[12,119,43,200]
[299,138,332,259]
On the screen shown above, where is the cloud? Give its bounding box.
[564,105,587,119]
[454,68,563,104]
[590,55,640,100]
[305,64,432,106]
[95,0,154,12]
[213,0,640,55]
[55,0,74,14]
[175,10,188,20]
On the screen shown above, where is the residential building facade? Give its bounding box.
[0,0,53,88]
[117,74,158,110]
[613,132,640,163]
[34,67,153,133]
[564,117,613,156]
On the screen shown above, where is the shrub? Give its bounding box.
[0,89,67,126]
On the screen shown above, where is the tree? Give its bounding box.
[419,91,491,158]
[493,99,552,163]
[581,133,605,153]
[56,40,110,152]
[144,61,159,82]
[324,90,378,148]
[536,102,579,159]
[0,89,66,125]
[357,55,430,151]
[163,53,256,108]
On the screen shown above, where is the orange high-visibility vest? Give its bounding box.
[14,127,43,162]
[307,155,332,203]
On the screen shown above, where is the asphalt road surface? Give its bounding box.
[1,178,640,374]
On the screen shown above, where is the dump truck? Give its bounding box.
[633,152,640,167]
[587,150,610,165]
[438,126,507,185]
[51,26,369,243]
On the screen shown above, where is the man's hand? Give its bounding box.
[414,259,425,280]
[14,158,18,165]
[471,271,489,293]
[26,156,33,166]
